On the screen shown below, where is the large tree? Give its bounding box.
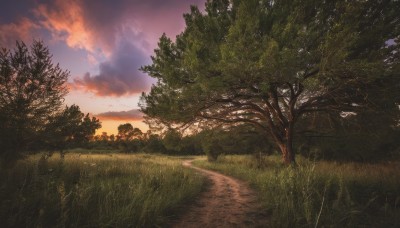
[140,0,400,164]
[0,40,69,163]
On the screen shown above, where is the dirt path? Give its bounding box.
[173,160,269,228]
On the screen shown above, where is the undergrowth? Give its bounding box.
[194,155,400,228]
[0,153,205,227]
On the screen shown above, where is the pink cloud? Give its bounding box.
[96,109,143,121]
[34,0,206,55]
[33,0,102,54]
[72,39,154,96]
[2,0,206,97]
[0,17,39,48]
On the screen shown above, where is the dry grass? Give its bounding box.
[0,152,205,227]
[194,155,400,227]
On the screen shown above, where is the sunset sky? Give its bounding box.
[0,0,206,135]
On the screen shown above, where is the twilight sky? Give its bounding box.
[0,0,206,135]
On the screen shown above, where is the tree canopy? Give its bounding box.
[140,0,400,164]
[44,105,101,154]
[117,123,143,141]
[0,40,69,163]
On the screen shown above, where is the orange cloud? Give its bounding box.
[0,17,39,48]
[96,109,143,121]
[33,0,108,55]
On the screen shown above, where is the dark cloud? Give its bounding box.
[73,39,154,96]
[0,0,37,23]
[96,109,143,121]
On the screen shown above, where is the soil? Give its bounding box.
[172,159,269,228]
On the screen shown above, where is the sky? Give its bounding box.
[0,0,206,135]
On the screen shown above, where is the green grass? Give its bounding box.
[194,155,400,228]
[0,153,205,227]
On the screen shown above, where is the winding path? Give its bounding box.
[173,160,269,228]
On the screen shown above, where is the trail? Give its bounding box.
[173,159,269,228]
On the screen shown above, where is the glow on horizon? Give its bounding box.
[98,120,149,136]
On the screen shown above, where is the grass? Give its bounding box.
[0,152,205,227]
[194,154,400,228]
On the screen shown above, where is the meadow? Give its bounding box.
[2,152,399,228]
[194,155,400,228]
[0,152,205,227]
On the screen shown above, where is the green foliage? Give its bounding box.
[140,0,400,164]
[195,155,400,227]
[198,125,274,161]
[200,130,223,161]
[143,134,166,153]
[0,153,205,227]
[0,40,69,164]
[295,93,400,161]
[163,129,183,153]
[78,114,101,144]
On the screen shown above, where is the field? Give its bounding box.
[0,152,205,227]
[2,152,400,228]
[194,155,400,228]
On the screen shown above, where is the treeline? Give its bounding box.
[87,124,272,157]
[88,116,400,162]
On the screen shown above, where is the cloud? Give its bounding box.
[73,39,154,96]
[34,0,100,53]
[3,0,206,96]
[33,0,206,55]
[96,109,143,121]
[0,17,39,48]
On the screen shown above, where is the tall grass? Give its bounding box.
[194,155,400,227]
[0,153,204,227]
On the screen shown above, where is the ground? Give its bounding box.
[172,159,269,227]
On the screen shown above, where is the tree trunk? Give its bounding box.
[279,122,296,165]
[280,142,295,165]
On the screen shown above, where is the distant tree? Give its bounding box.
[43,105,101,155]
[180,134,203,155]
[163,129,183,154]
[109,134,115,142]
[117,123,143,141]
[0,40,69,164]
[116,123,144,152]
[44,105,83,155]
[118,123,134,140]
[199,129,224,161]
[143,131,166,153]
[296,98,400,161]
[140,0,400,164]
[132,127,143,139]
[100,132,109,141]
[76,113,101,145]
[198,125,274,161]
